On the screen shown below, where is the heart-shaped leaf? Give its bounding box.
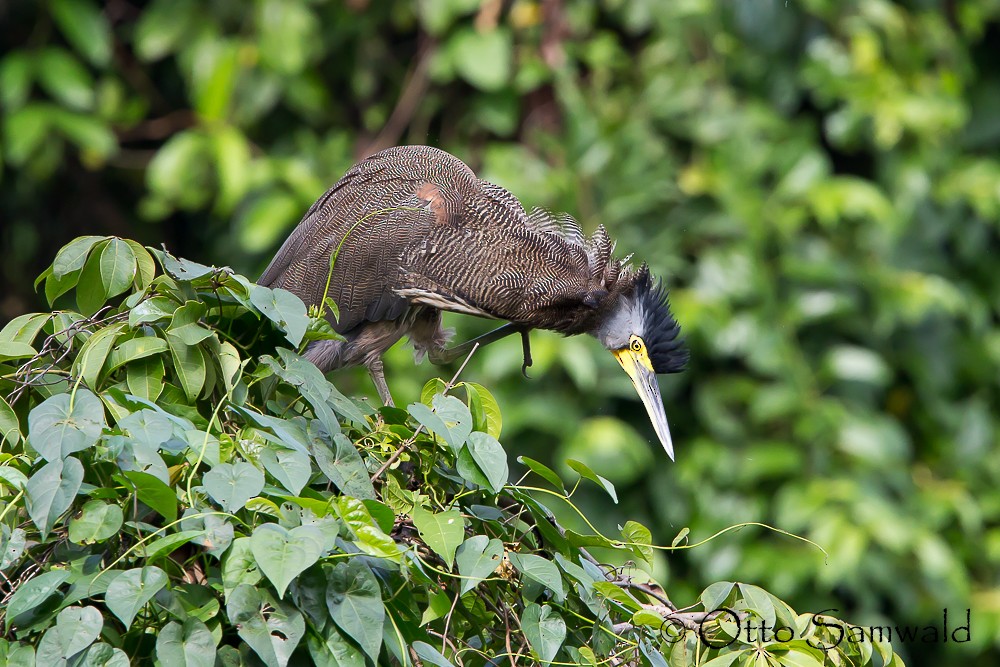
[411,507,464,570]
[522,603,566,664]
[455,535,504,595]
[28,389,106,461]
[25,457,84,538]
[203,462,264,512]
[35,605,103,661]
[325,560,384,663]
[105,566,168,629]
[155,618,216,667]
[250,524,325,599]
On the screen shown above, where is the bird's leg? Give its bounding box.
[427,323,522,365]
[519,329,533,378]
[367,356,394,407]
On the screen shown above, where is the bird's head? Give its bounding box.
[591,264,687,459]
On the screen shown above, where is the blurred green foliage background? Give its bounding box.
[1,0,998,664]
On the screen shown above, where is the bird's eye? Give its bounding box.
[631,338,642,352]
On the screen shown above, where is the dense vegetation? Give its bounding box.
[0,239,899,665]
[1,1,998,665]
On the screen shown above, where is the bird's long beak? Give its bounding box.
[613,349,674,460]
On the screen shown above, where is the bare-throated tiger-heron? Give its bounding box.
[259,146,687,458]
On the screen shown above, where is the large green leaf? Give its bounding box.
[325,560,384,663]
[27,389,106,461]
[522,603,566,664]
[259,446,311,496]
[203,462,265,513]
[4,570,70,628]
[166,333,207,402]
[121,470,177,522]
[461,431,508,494]
[411,507,464,569]
[50,0,111,66]
[0,394,21,447]
[250,523,325,599]
[155,618,217,667]
[35,605,103,661]
[507,553,565,601]
[72,323,124,388]
[335,496,399,561]
[25,457,84,538]
[99,238,137,299]
[227,585,304,667]
[308,422,373,498]
[105,566,168,629]
[455,535,503,595]
[249,284,308,346]
[68,499,123,544]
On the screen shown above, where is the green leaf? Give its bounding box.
[126,355,165,402]
[203,462,264,513]
[305,627,366,667]
[259,446,311,495]
[104,335,168,375]
[73,323,123,388]
[407,394,472,451]
[68,500,123,544]
[227,585,304,667]
[35,605,103,661]
[166,333,207,402]
[671,526,690,547]
[775,649,824,667]
[0,341,35,361]
[5,570,70,628]
[522,603,566,664]
[335,496,399,561]
[75,240,110,314]
[701,652,746,667]
[463,431,508,494]
[739,582,777,627]
[249,285,309,347]
[0,52,32,109]
[463,382,502,438]
[25,457,84,538]
[0,394,22,447]
[420,378,447,406]
[1,527,27,569]
[105,566,168,629]
[100,238,137,299]
[36,47,94,110]
[155,618,216,667]
[0,312,50,344]
[28,389,106,461]
[455,535,503,595]
[222,538,261,597]
[411,507,464,569]
[451,27,512,91]
[701,581,735,612]
[517,456,566,493]
[621,520,654,567]
[250,524,325,599]
[507,553,565,601]
[567,459,618,503]
[412,641,455,667]
[121,470,178,522]
[168,301,213,345]
[139,530,204,563]
[133,0,196,61]
[325,560,384,663]
[50,0,112,67]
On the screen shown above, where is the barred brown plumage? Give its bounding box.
[259,145,687,458]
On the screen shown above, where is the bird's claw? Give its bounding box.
[520,330,533,378]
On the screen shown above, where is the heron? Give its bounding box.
[259,146,687,458]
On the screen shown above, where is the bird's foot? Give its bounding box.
[520,329,533,378]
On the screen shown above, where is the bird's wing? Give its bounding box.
[258,146,480,332]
